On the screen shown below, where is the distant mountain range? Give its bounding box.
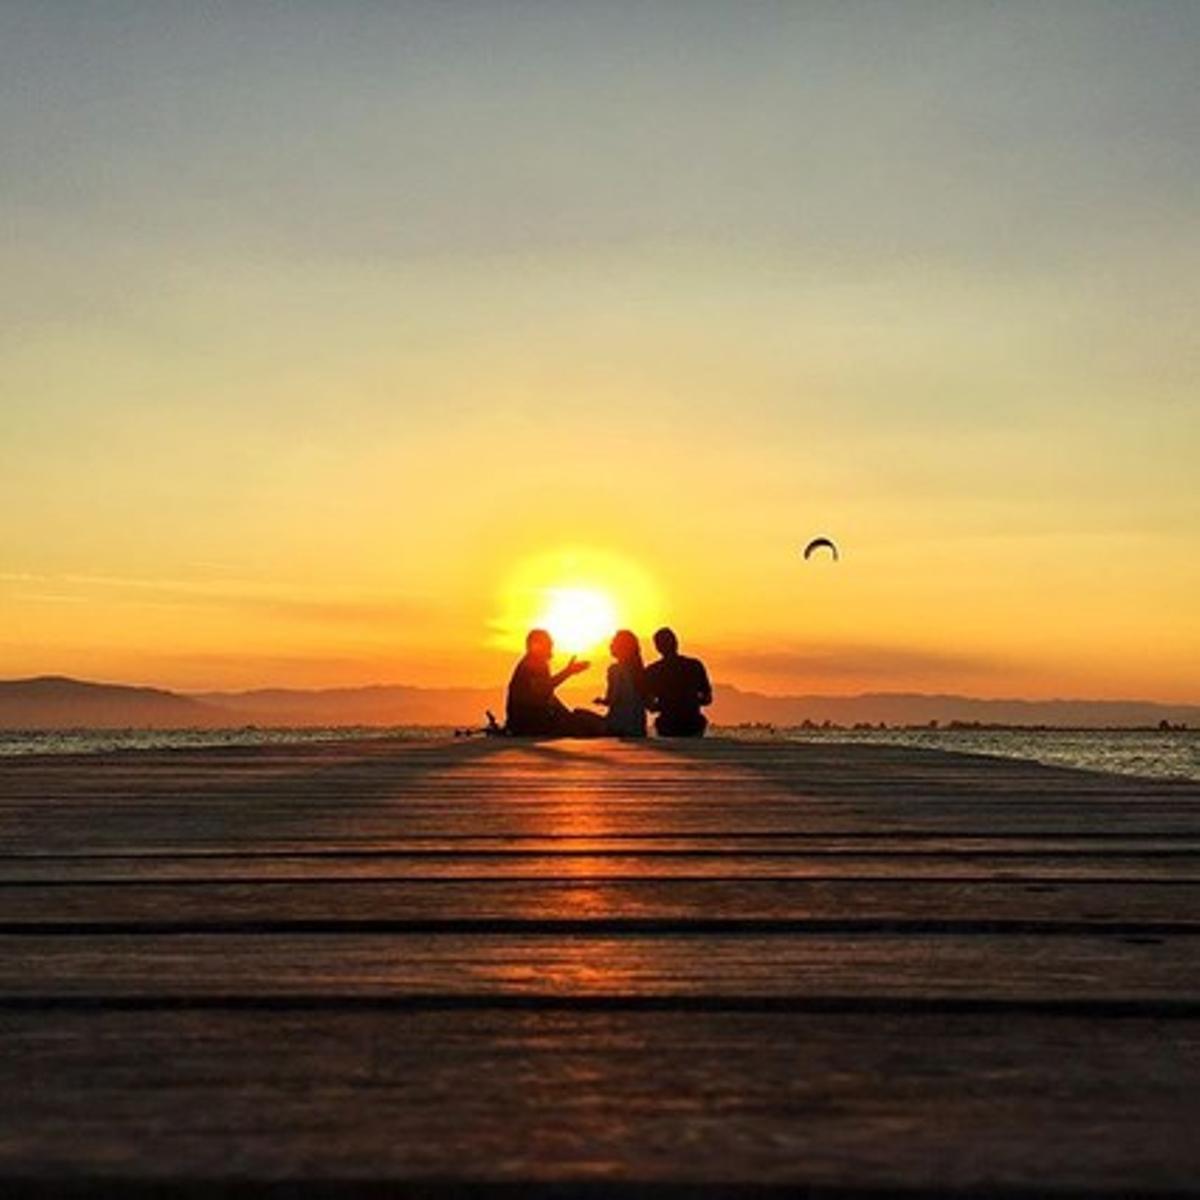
[0,676,231,730]
[1,675,1196,730]
[192,683,500,727]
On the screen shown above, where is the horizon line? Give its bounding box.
[3,673,1198,711]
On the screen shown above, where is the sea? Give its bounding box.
[0,725,1197,782]
[767,727,1200,783]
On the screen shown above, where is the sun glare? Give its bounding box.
[535,587,619,656]
[492,547,665,659]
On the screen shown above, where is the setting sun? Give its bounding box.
[535,587,618,656]
[491,547,666,660]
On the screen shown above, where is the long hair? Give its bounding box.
[610,629,646,695]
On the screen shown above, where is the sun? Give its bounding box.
[491,546,665,660]
[535,587,619,656]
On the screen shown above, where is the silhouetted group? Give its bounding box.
[505,626,712,739]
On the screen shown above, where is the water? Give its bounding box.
[0,725,1196,782]
[732,726,1200,782]
[0,726,449,759]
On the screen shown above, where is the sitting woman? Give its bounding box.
[596,629,648,738]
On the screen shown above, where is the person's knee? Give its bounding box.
[563,709,606,738]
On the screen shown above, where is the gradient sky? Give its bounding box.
[2,2,1197,699]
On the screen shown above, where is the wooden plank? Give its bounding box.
[11,815,1200,855]
[1,1009,1197,1192]
[8,821,1200,851]
[4,877,1198,928]
[5,837,1200,856]
[3,851,1198,883]
[7,794,1200,847]
[1,930,1195,1005]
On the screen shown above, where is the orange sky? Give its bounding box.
[2,5,1197,701]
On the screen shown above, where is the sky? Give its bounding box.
[2,1,1197,700]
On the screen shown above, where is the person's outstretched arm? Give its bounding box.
[550,656,589,690]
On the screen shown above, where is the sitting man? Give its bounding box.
[643,627,713,737]
[506,629,606,738]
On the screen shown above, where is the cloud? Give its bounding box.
[239,597,428,626]
[710,642,1005,686]
[9,593,87,604]
[1,571,428,627]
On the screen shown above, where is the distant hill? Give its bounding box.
[1,676,1195,731]
[0,677,236,730]
[193,684,502,727]
[710,686,1200,730]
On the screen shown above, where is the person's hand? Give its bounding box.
[594,697,609,706]
[565,656,589,676]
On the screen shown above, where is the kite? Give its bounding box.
[802,537,839,562]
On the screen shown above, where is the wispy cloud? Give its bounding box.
[9,593,88,604]
[237,597,427,626]
[709,642,1006,686]
[1,571,427,627]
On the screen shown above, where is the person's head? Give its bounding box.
[653,627,679,658]
[525,628,553,662]
[609,629,643,667]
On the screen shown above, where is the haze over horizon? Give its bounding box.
[4,672,1199,735]
[3,3,1198,702]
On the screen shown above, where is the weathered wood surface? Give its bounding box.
[2,930,1197,1007]
[1,736,1199,1195]
[5,878,1198,928]
[4,1010,1197,1194]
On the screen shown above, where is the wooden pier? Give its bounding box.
[1,737,1199,1195]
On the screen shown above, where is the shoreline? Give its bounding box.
[2,724,1197,784]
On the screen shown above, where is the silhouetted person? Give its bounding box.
[643,627,712,737]
[596,629,648,737]
[506,629,606,738]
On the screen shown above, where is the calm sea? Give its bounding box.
[757,727,1200,782]
[0,727,447,759]
[0,725,1197,782]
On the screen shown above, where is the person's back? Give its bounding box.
[644,627,712,737]
[604,662,647,737]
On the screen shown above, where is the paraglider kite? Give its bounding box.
[802,537,839,562]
